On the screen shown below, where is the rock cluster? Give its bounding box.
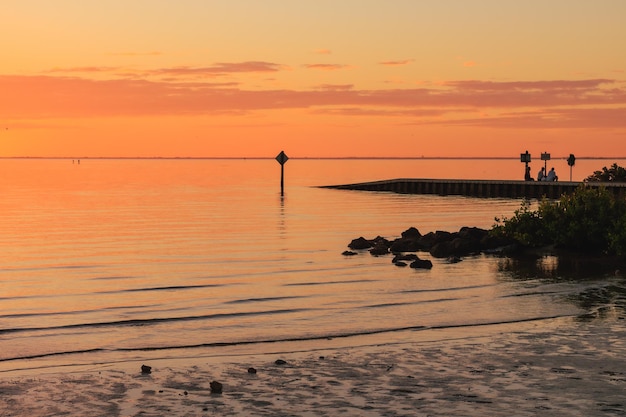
[345,226,517,269]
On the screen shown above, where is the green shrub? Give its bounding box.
[492,185,626,256]
[584,163,626,182]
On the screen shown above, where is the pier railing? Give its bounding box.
[321,178,626,199]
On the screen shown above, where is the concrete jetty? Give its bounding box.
[321,178,626,199]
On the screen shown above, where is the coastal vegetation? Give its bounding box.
[492,185,626,257]
[584,163,626,182]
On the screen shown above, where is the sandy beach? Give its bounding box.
[2,318,625,417]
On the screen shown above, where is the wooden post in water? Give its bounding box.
[276,150,289,196]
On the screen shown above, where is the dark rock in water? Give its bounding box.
[417,230,454,251]
[390,237,421,253]
[390,228,425,252]
[446,256,462,263]
[401,227,422,239]
[458,226,488,241]
[392,253,419,263]
[369,243,390,256]
[371,236,390,247]
[275,359,287,365]
[141,364,152,374]
[210,380,223,394]
[429,240,454,258]
[247,367,257,374]
[483,243,520,255]
[348,237,372,250]
[430,235,481,258]
[342,250,358,256]
[481,235,519,252]
[394,261,408,267]
[410,258,433,269]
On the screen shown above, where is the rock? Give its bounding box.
[401,227,422,239]
[394,261,408,267]
[458,226,488,241]
[141,364,152,374]
[210,380,223,394]
[430,237,481,258]
[446,256,462,263]
[371,236,390,247]
[429,240,454,258]
[417,230,454,251]
[247,367,257,374]
[390,237,421,253]
[275,359,287,365]
[410,258,433,269]
[392,254,419,263]
[342,250,358,256]
[348,237,372,250]
[369,243,390,256]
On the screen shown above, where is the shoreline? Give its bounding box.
[2,317,626,416]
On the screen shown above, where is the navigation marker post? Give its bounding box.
[567,153,576,181]
[276,150,289,196]
[541,152,551,175]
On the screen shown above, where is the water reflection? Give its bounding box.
[495,254,626,321]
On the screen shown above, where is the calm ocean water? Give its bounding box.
[1,158,625,372]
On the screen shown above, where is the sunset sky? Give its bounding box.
[2,0,626,158]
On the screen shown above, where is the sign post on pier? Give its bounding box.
[541,152,551,175]
[276,150,289,196]
[520,150,531,180]
[567,154,576,181]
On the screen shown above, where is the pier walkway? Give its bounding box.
[321,178,626,199]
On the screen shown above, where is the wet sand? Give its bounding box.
[2,319,625,417]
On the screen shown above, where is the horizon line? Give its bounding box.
[1,156,625,160]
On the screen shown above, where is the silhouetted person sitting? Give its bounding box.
[546,167,558,181]
[537,167,545,181]
[524,165,533,181]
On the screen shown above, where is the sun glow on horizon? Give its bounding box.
[1,1,626,158]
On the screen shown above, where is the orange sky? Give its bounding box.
[1,0,626,158]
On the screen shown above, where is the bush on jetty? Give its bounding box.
[584,163,626,182]
[491,185,626,257]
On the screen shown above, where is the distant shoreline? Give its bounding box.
[1,156,625,161]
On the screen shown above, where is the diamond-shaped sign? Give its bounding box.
[276,150,289,165]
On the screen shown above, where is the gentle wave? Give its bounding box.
[0,314,576,364]
[284,279,379,286]
[0,308,311,335]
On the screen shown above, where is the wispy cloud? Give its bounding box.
[314,49,332,55]
[304,64,350,71]
[108,51,163,56]
[46,66,118,74]
[379,59,413,67]
[2,75,624,130]
[314,84,354,91]
[45,62,286,79]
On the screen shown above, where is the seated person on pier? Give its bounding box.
[546,167,558,181]
[524,165,533,181]
[537,167,545,181]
